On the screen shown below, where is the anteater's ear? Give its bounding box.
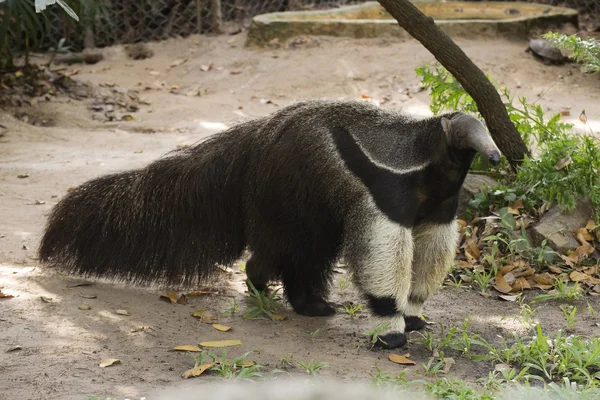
[441,117,452,136]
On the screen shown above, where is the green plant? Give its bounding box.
[243,280,281,320]
[363,322,391,347]
[279,353,294,368]
[416,62,600,216]
[222,298,239,316]
[424,378,495,400]
[470,267,494,295]
[422,354,446,376]
[533,279,583,303]
[369,367,408,388]
[297,360,329,375]
[192,349,264,380]
[560,305,577,331]
[310,328,322,340]
[342,302,363,319]
[339,273,352,294]
[543,32,600,74]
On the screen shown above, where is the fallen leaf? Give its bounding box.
[388,353,416,365]
[149,71,160,76]
[273,314,287,321]
[170,58,187,68]
[533,273,555,286]
[560,109,571,116]
[199,340,242,348]
[457,219,467,229]
[569,244,595,264]
[512,277,531,291]
[121,114,135,121]
[212,324,231,332]
[465,237,480,259]
[575,228,594,242]
[80,294,97,299]
[360,94,372,99]
[174,345,202,352]
[498,294,519,302]
[570,271,590,282]
[494,272,513,294]
[548,265,563,274]
[230,70,242,75]
[532,283,554,290]
[160,292,179,304]
[554,157,572,170]
[443,357,455,374]
[499,264,517,275]
[511,199,525,210]
[67,282,94,288]
[586,220,596,231]
[40,296,53,303]
[507,207,520,215]
[99,359,120,368]
[177,294,188,305]
[0,291,14,299]
[193,309,215,320]
[17,173,30,179]
[200,63,213,72]
[579,109,587,123]
[79,304,91,310]
[115,309,129,316]
[6,346,22,352]
[182,362,215,379]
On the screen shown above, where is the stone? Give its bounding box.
[457,174,498,218]
[529,198,595,253]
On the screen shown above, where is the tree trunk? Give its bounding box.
[210,0,223,34]
[376,0,530,169]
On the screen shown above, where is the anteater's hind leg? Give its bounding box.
[280,250,336,317]
[245,252,280,292]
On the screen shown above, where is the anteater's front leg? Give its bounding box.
[405,220,459,332]
[345,206,414,349]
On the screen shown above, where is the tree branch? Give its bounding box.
[377,0,531,168]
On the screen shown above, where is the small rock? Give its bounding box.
[530,198,595,252]
[457,174,498,217]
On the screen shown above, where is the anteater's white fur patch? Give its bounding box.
[406,221,459,316]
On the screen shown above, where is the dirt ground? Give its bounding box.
[2,32,600,400]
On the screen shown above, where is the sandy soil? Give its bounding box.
[1,33,600,400]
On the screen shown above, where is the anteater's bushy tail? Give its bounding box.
[39,119,262,287]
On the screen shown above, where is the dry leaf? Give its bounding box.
[570,271,590,282]
[0,291,14,299]
[182,362,215,379]
[199,340,242,348]
[443,357,455,374]
[170,58,187,68]
[121,114,135,121]
[512,277,531,291]
[554,157,572,170]
[507,207,520,215]
[193,309,214,319]
[160,292,179,304]
[465,237,480,259]
[200,63,213,72]
[500,264,517,275]
[360,94,372,99]
[99,359,120,368]
[78,304,91,310]
[495,363,511,372]
[67,282,94,288]
[549,265,564,274]
[533,273,555,286]
[7,346,22,352]
[212,324,231,332]
[273,314,287,321]
[532,283,554,290]
[457,219,467,229]
[579,109,588,123]
[586,220,596,231]
[575,228,594,242]
[511,199,525,210]
[177,294,188,305]
[80,294,97,299]
[40,296,53,303]
[494,272,512,294]
[498,294,519,302]
[388,353,416,365]
[174,345,202,352]
[115,309,129,316]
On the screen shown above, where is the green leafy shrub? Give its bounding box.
[415,62,600,216]
[543,32,600,74]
